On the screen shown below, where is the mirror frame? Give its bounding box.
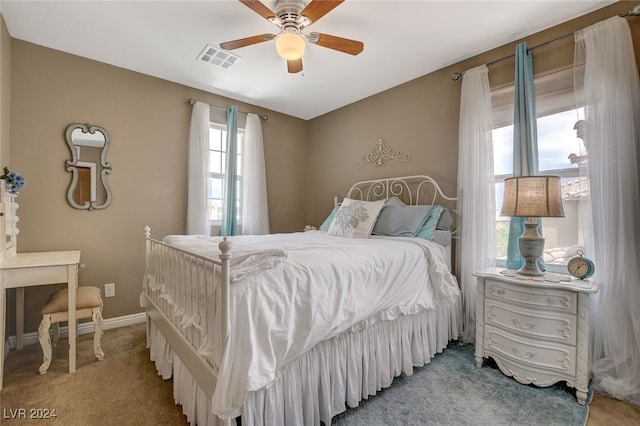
[65,123,112,210]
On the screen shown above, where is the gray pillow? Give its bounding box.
[372,198,434,237]
[436,208,454,230]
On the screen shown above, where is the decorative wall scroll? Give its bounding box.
[356,137,411,168]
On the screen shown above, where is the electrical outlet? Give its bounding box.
[104,283,115,298]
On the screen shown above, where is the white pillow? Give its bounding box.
[328,198,386,238]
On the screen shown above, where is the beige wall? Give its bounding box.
[5,2,640,335]
[305,2,640,230]
[306,65,461,227]
[8,40,307,334]
[1,14,10,168]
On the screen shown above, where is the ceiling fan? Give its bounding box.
[219,0,364,74]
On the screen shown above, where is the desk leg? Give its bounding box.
[68,264,78,373]
[0,285,5,391]
[16,287,24,350]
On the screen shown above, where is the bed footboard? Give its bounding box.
[143,226,232,397]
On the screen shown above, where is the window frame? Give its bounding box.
[207,123,244,227]
[491,69,587,273]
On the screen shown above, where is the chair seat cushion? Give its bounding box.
[41,286,102,314]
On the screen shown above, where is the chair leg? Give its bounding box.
[38,316,52,375]
[52,322,60,347]
[92,307,105,360]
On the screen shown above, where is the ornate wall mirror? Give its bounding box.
[65,123,112,210]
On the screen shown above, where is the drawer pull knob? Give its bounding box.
[487,334,498,346]
[557,352,571,370]
[486,307,498,320]
[488,286,506,296]
[547,296,570,307]
[557,321,571,339]
[513,319,536,329]
[513,347,535,359]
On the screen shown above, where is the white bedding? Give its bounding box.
[164,234,287,282]
[161,230,460,419]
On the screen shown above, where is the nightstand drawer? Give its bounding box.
[485,299,577,344]
[484,325,576,375]
[485,279,577,314]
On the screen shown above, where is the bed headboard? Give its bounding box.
[345,175,459,238]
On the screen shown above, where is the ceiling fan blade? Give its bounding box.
[308,33,364,55]
[220,34,275,50]
[239,0,276,20]
[300,0,344,24]
[287,58,303,74]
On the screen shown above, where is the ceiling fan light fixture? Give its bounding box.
[275,33,305,60]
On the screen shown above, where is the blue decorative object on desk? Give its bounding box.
[0,166,26,195]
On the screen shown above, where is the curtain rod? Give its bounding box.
[450,32,573,80]
[187,98,269,121]
[450,5,640,81]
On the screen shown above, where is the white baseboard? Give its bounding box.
[3,312,147,355]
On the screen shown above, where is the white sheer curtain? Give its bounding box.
[241,113,270,235]
[575,16,640,405]
[456,64,496,343]
[186,101,211,235]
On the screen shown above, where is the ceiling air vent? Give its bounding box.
[197,44,241,69]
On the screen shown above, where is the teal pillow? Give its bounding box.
[319,204,340,231]
[416,205,445,240]
[372,198,434,237]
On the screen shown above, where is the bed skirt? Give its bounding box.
[148,298,461,426]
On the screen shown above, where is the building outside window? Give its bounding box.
[207,124,243,224]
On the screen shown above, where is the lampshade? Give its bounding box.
[275,33,305,60]
[501,175,565,218]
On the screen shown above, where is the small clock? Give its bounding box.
[567,249,595,279]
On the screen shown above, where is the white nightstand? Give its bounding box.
[474,267,600,405]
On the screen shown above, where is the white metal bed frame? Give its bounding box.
[143,175,460,425]
[346,175,456,208]
[144,232,229,398]
[344,174,459,237]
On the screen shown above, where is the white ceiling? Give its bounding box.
[1,0,615,120]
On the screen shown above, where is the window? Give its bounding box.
[491,69,589,269]
[207,124,243,223]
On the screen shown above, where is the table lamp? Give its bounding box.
[501,175,565,276]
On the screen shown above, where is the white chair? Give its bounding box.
[38,286,105,374]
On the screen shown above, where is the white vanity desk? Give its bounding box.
[0,250,81,390]
[0,179,82,390]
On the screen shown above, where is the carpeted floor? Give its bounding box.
[1,323,639,425]
[333,343,587,425]
[1,323,188,425]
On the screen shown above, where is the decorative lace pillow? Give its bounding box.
[328,198,386,238]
